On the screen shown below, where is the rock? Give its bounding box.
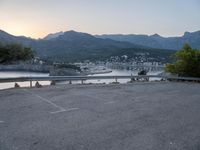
[50,81,56,85]
[130,77,136,82]
[138,70,148,75]
[35,81,42,88]
[14,83,20,88]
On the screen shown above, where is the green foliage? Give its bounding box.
[0,43,34,64]
[165,44,200,77]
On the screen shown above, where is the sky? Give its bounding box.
[0,0,200,39]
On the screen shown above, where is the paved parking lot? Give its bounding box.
[0,82,200,150]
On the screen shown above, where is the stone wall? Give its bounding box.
[49,68,80,76]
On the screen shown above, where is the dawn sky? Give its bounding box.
[0,0,199,38]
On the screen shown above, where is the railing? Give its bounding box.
[0,75,200,88]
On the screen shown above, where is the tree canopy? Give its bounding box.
[165,44,200,77]
[0,43,34,64]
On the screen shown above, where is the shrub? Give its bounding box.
[165,44,200,77]
[0,43,34,64]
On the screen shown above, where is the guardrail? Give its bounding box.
[0,75,199,88]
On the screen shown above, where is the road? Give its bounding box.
[0,82,200,150]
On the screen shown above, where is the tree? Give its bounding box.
[165,43,200,77]
[0,43,34,64]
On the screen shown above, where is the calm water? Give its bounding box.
[0,71,49,90]
[0,70,162,90]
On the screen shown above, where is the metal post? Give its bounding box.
[115,77,118,83]
[69,80,72,84]
[81,80,84,84]
[30,80,32,88]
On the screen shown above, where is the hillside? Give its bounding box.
[96,30,200,50]
[0,30,174,62]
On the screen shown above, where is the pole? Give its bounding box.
[30,80,32,88]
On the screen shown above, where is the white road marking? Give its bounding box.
[0,121,5,123]
[104,101,116,104]
[65,108,80,111]
[50,108,79,114]
[50,109,67,114]
[23,89,66,113]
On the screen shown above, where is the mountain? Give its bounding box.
[33,30,145,58]
[0,30,34,45]
[96,30,200,50]
[0,30,174,62]
[43,31,64,40]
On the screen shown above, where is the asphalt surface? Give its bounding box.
[0,82,200,150]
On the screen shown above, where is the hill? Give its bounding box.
[0,30,174,62]
[0,30,34,45]
[96,30,200,50]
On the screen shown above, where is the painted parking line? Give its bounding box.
[104,101,116,104]
[23,89,66,114]
[50,108,79,114]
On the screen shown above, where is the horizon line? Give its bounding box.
[1,28,199,40]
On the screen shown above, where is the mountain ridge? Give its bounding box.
[96,30,200,50]
[1,29,153,62]
[1,29,198,62]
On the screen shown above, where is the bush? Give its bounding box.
[0,43,34,64]
[165,44,200,77]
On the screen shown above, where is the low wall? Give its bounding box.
[49,68,80,76]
